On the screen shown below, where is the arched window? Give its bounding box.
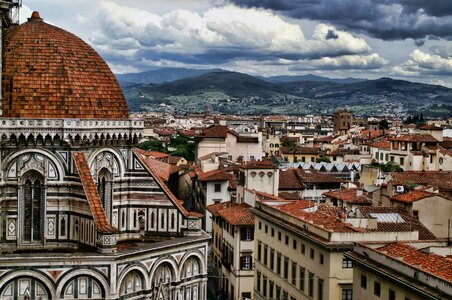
[133,210,138,228]
[121,210,126,229]
[120,271,143,296]
[138,210,146,231]
[161,212,165,229]
[62,276,104,299]
[97,168,112,222]
[74,219,79,240]
[150,211,155,229]
[1,277,49,299]
[182,257,200,279]
[22,171,44,243]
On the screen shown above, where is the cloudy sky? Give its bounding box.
[21,0,452,87]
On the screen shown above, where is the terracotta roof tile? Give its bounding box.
[241,160,278,169]
[72,152,118,234]
[323,188,373,204]
[392,190,435,203]
[198,169,230,181]
[390,171,452,191]
[377,243,452,282]
[2,12,129,119]
[198,125,228,138]
[389,134,439,142]
[280,146,320,155]
[207,202,254,225]
[369,140,390,149]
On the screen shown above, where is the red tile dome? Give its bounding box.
[2,11,129,119]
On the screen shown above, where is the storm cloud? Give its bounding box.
[228,0,452,41]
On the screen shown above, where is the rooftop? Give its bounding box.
[391,189,436,203]
[323,188,373,205]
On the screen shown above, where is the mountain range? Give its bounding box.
[116,68,452,117]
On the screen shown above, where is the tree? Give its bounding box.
[136,140,166,152]
[379,119,389,130]
[316,156,331,163]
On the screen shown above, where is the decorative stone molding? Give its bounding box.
[96,233,117,254]
[0,118,144,145]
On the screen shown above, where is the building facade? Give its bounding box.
[0,10,208,300]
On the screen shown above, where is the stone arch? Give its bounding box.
[117,263,150,293]
[2,148,65,182]
[87,147,126,178]
[116,263,149,298]
[178,250,207,279]
[0,270,56,299]
[149,256,179,284]
[56,269,109,299]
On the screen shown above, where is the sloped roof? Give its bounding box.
[390,134,438,142]
[377,243,452,282]
[390,171,452,191]
[280,146,320,155]
[198,169,230,181]
[391,190,436,203]
[73,152,118,234]
[323,188,373,205]
[207,202,254,225]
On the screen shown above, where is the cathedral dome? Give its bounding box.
[2,11,129,119]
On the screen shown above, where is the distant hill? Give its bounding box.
[121,70,452,117]
[263,74,366,84]
[115,67,225,86]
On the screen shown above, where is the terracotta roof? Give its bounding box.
[136,151,179,181]
[389,134,439,142]
[323,188,373,205]
[72,152,118,234]
[273,200,316,214]
[198,169,230,181]
[2,12,129,119]
[279,168,343,190]
[390,171,452,191]
[359,130,384,139]
[369,140,390,149]
[377,243,452,282]
[133,149,201,219]
[168,156,185,164]
[198,125,228,138]
[391,190,435,203]
[357,206,437,240]
[280,146,320,155]
[134,149,170,159]
[207,202,254,225]
[278,191,303,200]
[419,124,443,131]
[329,149,360,156]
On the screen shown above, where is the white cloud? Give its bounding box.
[90,2,380,67]
[394,49,452,76]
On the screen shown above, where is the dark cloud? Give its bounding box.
[325,30,338,40]
[229,0,452,41]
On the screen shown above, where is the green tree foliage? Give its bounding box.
[379,119,389,130]
[136,140,166,152]
[316,156,331,163]
[370,161,403,172]
[136,134,196,161]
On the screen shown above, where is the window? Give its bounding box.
[22,172,45,243]
[342,288,353,300]
[256,272,261,292]
[242,292,251,300]
[310,248,315,259]
[374,281,381,297]
[293,240,297,249]
[360,274,367,289]
[242,227,253,241]
[214,183,222,192]
[318,279,324,300]
[301,244,305,254]
[271,228,274,237]
[282,291,288,300]
[284,257,289,279]
[269,281,274,299]
[257,242,262,261]
[270,249,274,270]
[258,221,262,230]
[263,246,268,266]
[277,253,281,275]
[285,235,289,245]
[265,225,268,233]
[241,256,252,270]
[308,272,314,297]
[342,258,353,268]
[278,231,281,241]
[320,253,324,265]
[300,267,305,291]
[276,286,281,299]
[400,157,404,165]
[291,262,297,285]
[389,289,396,300]
[263,276,267,297]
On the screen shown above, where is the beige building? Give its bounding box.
[346,242,451,299]
[280,146,321,163]
[253,202,436,300]
[208,202,255,300]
